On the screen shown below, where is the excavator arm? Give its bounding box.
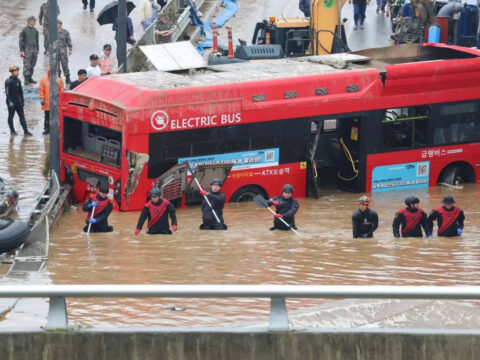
[311,0,348,55]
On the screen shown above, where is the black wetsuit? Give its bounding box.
[268,196,299,230]
[136,198,177,235]
[5,76,28,134]
[82,194,113,233]
[393,207,430,238]
[200,191,227,230]
[352,208,378,238]
[427,205,465,237]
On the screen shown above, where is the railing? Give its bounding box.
[2,285,480,330]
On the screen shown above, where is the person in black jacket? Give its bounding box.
[268,184,299,231]
[5,65,32,136]
[200,178,227,230]
[135,187,177,235]
[428,196,465,237]
[82,183,113,233]
[393,196,430,238]
[352,196,378,238]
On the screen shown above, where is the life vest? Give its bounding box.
[397,207,424,236]
[145,199,171,229]
[435,206,461,235]
[85,195,111,223]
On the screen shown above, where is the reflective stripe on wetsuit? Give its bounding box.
[146,199,171,229]
[436,206,461,235]
[85,195,110,223]
[397,207,424,236]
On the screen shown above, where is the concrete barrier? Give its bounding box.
[1,329,480,360]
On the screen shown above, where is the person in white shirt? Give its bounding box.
[86,54,101,77]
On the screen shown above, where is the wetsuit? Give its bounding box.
[427,206,465,237]
[82,193,113,233]
[5,75,29,134]
[352,208,378,238]
[136,198,177,235]
[393,207,430,238]
[200,191,227,230]
[268,196,299,231]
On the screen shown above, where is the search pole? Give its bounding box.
[117,0,127,72]
[49,0,60,182]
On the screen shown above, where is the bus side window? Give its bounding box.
[381,106,429,150]
[434,101,480,145]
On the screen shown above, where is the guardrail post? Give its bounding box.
[47,296,68,329]
[269,297,289,331]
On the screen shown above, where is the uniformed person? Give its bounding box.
[392,196,430,238]
[199,178,227,230]
[5,65,32,136]
[428,196,465,237]
[268,184,299,231]
[352,196,378,238]
[135,188,177,235]
[19,16,39,85]
[39,0,60,54]
[55,20,73,84]
[82,184,114,233]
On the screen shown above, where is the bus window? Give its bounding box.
[63,116,122,168]
[434,101,480,145]
[381,106,429,150]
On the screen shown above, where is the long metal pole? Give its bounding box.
[49,0,60,182]
[117,0,127,72]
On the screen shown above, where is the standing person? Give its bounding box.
[154,13,175,44]
[376,0,387,13]
[82,0,95,12]
[69,69,87,90]
[140,0,160,31]
[82,184,113,233]
[199,178,227,230]
[99,44,115,75]
[86,54,101,77]
[19,16,39,85]
[348,0,370,30]
[39,0,60,55]
[392,196,430,238]
[5,65,32,136]
[113,13,136,63]
[352,196,378,238]
[135,188,177,235]
[268,184,299,231]
[299,0,311,17]
[55,20,73,85]
[428,196,465,237]
[39,68,64,135]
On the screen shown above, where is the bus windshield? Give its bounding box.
[63,116,122,168]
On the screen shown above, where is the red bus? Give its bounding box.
[60,43,480,211]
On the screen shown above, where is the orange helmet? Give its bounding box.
[9,65,19,72]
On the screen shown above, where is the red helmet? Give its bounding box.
[9,65,19,72]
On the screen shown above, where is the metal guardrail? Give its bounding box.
[2,285,480,330]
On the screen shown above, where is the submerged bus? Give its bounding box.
[60,43,480,211]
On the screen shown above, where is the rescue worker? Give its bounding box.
[39,0,60,54]
[39,68,64,135]
[5,65,32,136]
[82,184,113,233]
[428,196,465,237]
[352,196,378,238]
[199,178,227,230]
[268,184,299,231]
[19,16,39,85]
[392,196,430,238]
[55,20,73,84]
[135,187,177,235]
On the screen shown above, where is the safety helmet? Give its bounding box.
[99,183,109,194]
[210,178,223,186]
[357,196,370,205]
[405,196,420,206]
[150,187,162,197]
[442,196,455,205]
[282,184,294,193]
[9,65,19,72]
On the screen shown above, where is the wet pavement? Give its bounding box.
[1,1,480,330]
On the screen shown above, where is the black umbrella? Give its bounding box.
[97,1,136,26]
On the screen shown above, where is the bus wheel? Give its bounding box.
[230,185,267,203]
[438,162,475,186]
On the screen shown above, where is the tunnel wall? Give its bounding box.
[1,329,480,360]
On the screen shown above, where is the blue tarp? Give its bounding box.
[187,0,239,54]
